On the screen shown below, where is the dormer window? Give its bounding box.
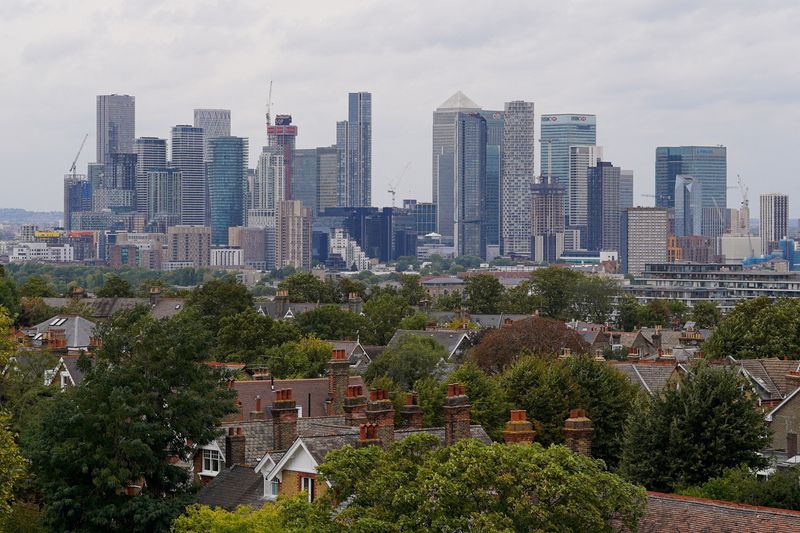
[201,449,222,476]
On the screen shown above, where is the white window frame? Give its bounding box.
[300,476,315,502]
[60,371,71,390]
[201,448,222,476]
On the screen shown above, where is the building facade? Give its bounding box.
[134,137,167,216]
[96,94,135,167]
[586,160,621,252]
[63,175,91,232]
[336,93,372,208]
[277,200,312,270]
[454,112,487,258]
[621,207,669,275]
[674,175,703,236]
[267,114,298,201]
[171,125,206,226]
[539,114,597,193]
[167,225,211,267]
[531,178,566,263]
[760,193,789,255]
[568,145,601,234]
[208,137,248,245]
[193,108,231,162]
[501,101,535,258]
[619,170,634,212]
[292,148,317,215]
[147,168,182,230]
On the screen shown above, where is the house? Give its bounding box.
[419,276,465,298]
[728,357,800,410]
[765,376,800,457]
[41,289,185,321]
[608,361,686,395]
[44,354,89,389]
[324,340,371,373]
[469,314,532,330]
[30,315,96,353]
[386,329,472,362]
[607,330,654,357]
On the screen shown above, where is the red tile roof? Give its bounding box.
[232,376,364,418]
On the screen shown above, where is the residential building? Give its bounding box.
[667,235,716,263]
[109,152,137,191]
[167,225,211,268]
[171,125,206,226]
[539,114,597,194]
[619,170,634,212]
[760,193,789,255]
[586,160,621,252]
[96,94,135,167]
[10,243,74,263]
[147,167,182,230]
[501,101,535,258]
[87,162,105,192]
[531,177,566,263]
[329,228,370,271]
[316,146,338,214]
[568,145,602,235]
[134,137,167,215]
[621,207,669,274]
[211,248,244,268]
[674,175,703,236]
[229,226,267,269]
[249,146,285,218]
[403,200,437,235]
[267,114,298,200]
[208,136,248,245]
[63,174,91,231]
[194,108,231,162]
[292,148,317,214]
[277,200,312,270]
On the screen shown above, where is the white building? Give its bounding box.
[211,248,244,268]
[329,228,370,271]
[11,243,74,263]
[568,145,602,229]
[760,193,788,255]
[501,100,535,258]
[621,207,668,275]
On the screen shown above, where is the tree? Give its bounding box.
[703,297,800,359]
[294,305,372,343]
[0,266,20,317]
[470,316,589,374]
[278,272,334,303]
[215,308,300,362]
[0,412,26,519]
[620,361,770,491]
[22,309,235,531]
[637,299,671,327]
[17,297,59,327]
[172,498,332,532]
[95,273,133,297]
[318,434,646,532]
[530,266,580,320]
[364,293,411,345]
[186,277,254,335]
[446,362,509,441]
[398,312,428,330]
[680,466,800,511]
[577,276,618,324]
[463,274,505,314]
[433,291,462,311]
[365,334,446,390]
[17,276,56,298]
[616,295,641,331]
[335,277,367,303]
[501,280,539,314]
[690,301,721,329]
[397,274,427,305]
[261,338,334,378]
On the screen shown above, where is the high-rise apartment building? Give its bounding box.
[674,175,703,236]
[96,94,135,167]
[134,137,167,215]
[760,193,789,255]
[568,145,602,233]
[63,175,91,231]
[531,177,566,263]
[277,200,312,269]
[268,114,298,200]
[336,93,372,207]
[654,146,727,227]
[193,109,231,162]
[454,112,487,258]
[229,226,267,269]
[293,148,317,214]
[621,207,669,274]
[619,170,634,212]
[87,162,105,191]
[147,168,182,229]
[586,160,621,252]
[501,101,535,258]
[539,114,596,192]
[317,146,338,214]
[109,153,137,191]
[171,125,205,226]
[208,136,248,245]
[167,225,211,267]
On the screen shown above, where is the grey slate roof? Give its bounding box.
[610,363,679,395]
[733,357,800,400]
[33,315,96,348]
[387,329,470,360]
[195,465,264,510]
[40,297,186,320]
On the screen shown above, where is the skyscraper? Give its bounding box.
[63,174,91,231]
[674,175,703,236]
[208,136,248,245]
[317,146,339,215]
[619,170,634,212]
[760,193,788,255]
[293,148,318,215]
[193,109,231,162]
[501,101,535,258]
[134,137,167,216]
[454,112,487,258]
[531,177,566,263]
[171,125,205,226]
[539,114,596,192]
[277,199,312,269]
[268,114,298,200]
[621,207,669,274]
[568,145,602,233]
[147,167,182,229]
[96,94,135,167]
[480,108,504,254]
[247,146,284,225]
[654,146,727,228]
[587,160,621,252]
[348,92,372,207]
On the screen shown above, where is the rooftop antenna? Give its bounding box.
[265,80,273,131]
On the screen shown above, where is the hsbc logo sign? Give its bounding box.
[571,116,587,122]
[542,116,558,122]
[542,115,591,122]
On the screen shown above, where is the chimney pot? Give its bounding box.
[503,409,536,445]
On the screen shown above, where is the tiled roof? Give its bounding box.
[610,362,678,394]
[195,465,263,510]
[639,492,800,532]
[735,358,800,400]
[232,376,364,419]
[40,297,186,320]
[387,330,470,359]
[470,314,531,329]
[34,315,96,348]
[61,355,88,386]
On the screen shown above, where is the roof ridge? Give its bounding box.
[647,491,800,516]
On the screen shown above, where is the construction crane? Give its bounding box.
[265,80,273,131]
[69,133,89,179]
[387,162,411,207]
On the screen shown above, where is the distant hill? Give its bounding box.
[0,208,62,225]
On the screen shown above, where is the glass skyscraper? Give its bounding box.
[208,136,248,245]
[336,93,372,208]
[171,125,205,226]
[134,137,167,216]
[194,109,231,163]
[654,146,727,218]
[96,94,135,167]
[587,160,621,252]
[293,148,318,215]
[479,109,503,252]
[674,175,703,236]
[539,114,596,189]
[454,112,487,258]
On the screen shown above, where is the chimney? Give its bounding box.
[788,432,798,459]
[327,349,350,416]
[652,325,662,351]
[444,383,471,446]
[563,409,593,456]
[503,317,514,327]
[399,392,423,429]
[344,385,368,426]
[272,389,298,451]
[149,286,161,306]
[503,410,536,445]
[249,394,265,420]
[348,292,363,314]
[225,427,246,466]
[275,290,289,318]
[366,388,395,448]
[358,423,382,448]
[786,371,800,392]
[627,347,640,361]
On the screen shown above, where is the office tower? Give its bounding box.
[568,145,602,233]
[674,175,703,236]
[96,94,135,166]
[760,193,789,255]
[587,160,621,252]
[531,177,566,263]
[87,162,105,191]
[539,114,596,191]
[433,91,481,238]
[193,109,231,162]
[654,146,727,226]
[454,112,488,258]
[277,200,312,269]
[293,148,317,214]
[621,207,669,274]
[619,170,634,212]
[403,199,437,235]
[247,147,284,227]
[480,108,504,253]
[63,175,91,231]
[147,168,182,229]
[348,92,372,206]
[171,125,205,226]
[268,114,298,200]
[317,146,338,214]
[229,226,267,269]
[109,152,137,190]
[167,225,211,267]
[208,136,248,245]
[501,101,535,258]
[134,137,167,215]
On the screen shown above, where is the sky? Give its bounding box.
[2,0,800,216]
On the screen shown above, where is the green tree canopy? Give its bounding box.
[185,277,254,335]
[500,280,539,314]
[680,466,800,511]
[620,361,770,491]
[529,267,618,323]
[398,311,428,331]
[95,273,133,297]
[278,272,335,303]
[261,337,335,378]
[464,274,505,314]
[616,295,642,331]
[363,293,411,345]
[318,434,646,532]
[690,301,721,329]
[365,334,446,390]
[0,266,20,318]
[0,412,26,519]
[214,308,300,363]
[17,276,56,298]
[293,305,372,343]
[397,274,427,305]
[17,297,59,327]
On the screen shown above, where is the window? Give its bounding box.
[60,371,71,390]
[271,480,280,497]
[201,449,222,475]
[300,476,315,502]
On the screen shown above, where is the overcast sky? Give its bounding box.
[2,0,799,216]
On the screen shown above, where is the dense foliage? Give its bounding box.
[680,466,800,511]
[365,334,447,390]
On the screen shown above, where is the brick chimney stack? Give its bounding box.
[652,325,662,351]
[327,349,350,416]
[272,389,298,451]
[275,290,289,318]
[503,409,536,445]
[399,392,424,429]
[358,423,382,448]
[249,394,265,420]
[348,292,363,314]
[149,286,161,306]
[344,385,368,426]
[444,383,471,446]
[563,409,593,456]
[366,388,395,448]
[225,427,246,466]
